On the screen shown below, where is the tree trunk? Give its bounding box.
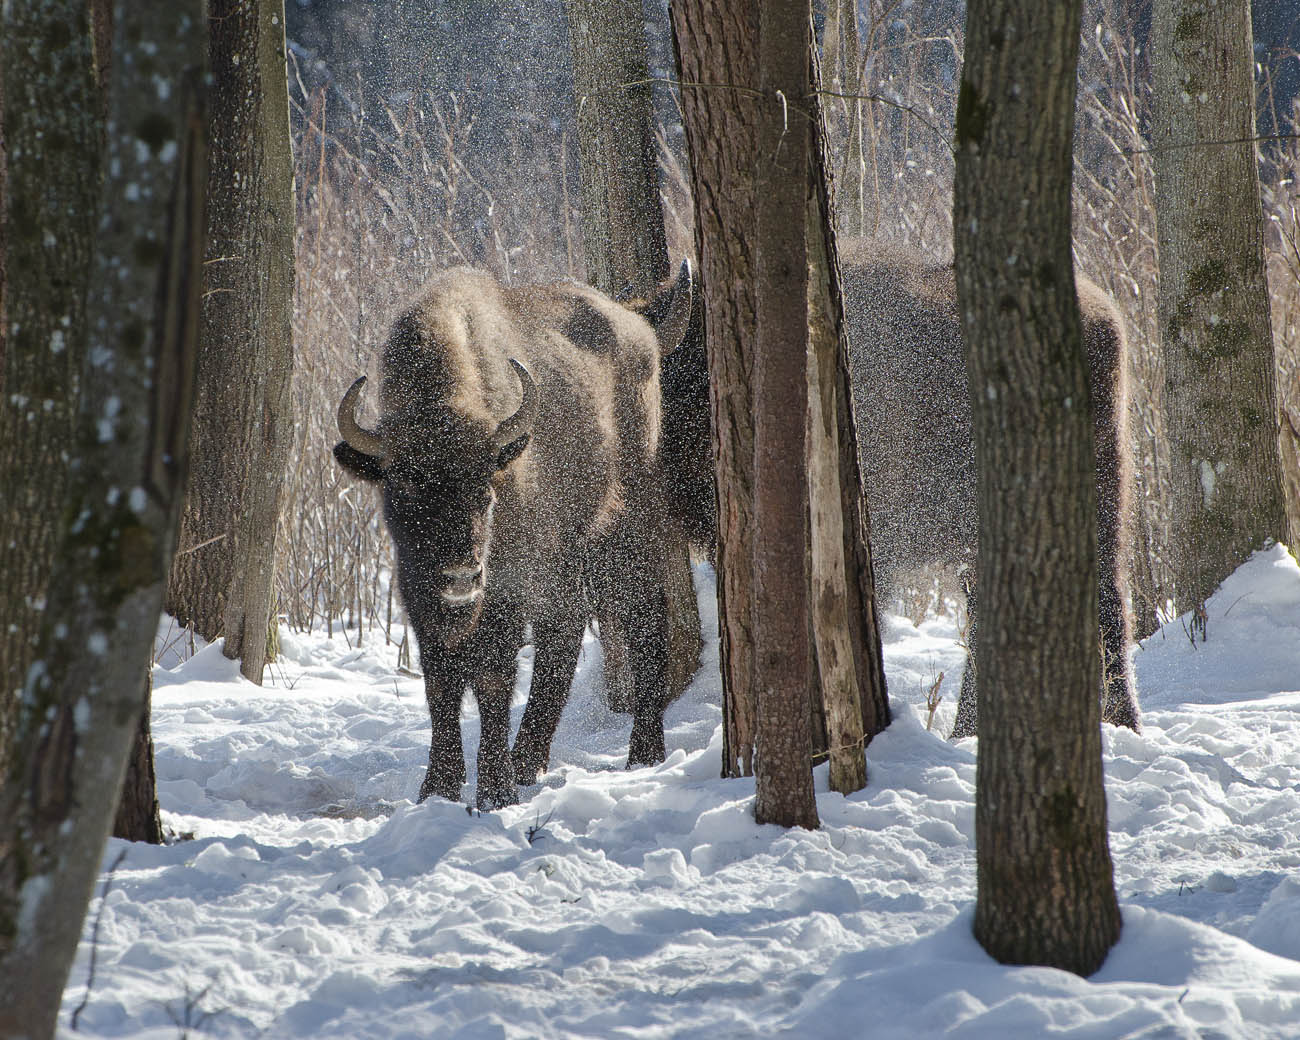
[0,0,102,776]
[563,0,702,710]
[955,0,1121,976]
[113,672,164,845]
[806,29,891,795]
[822,0,868,238]
[750,0,818,830]
[0,2,206,1031]
[166,0,295,684]
[671,0,762,778]
[1151,0,1287,618]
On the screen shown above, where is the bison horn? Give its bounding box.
[494,359,538,448]
[337,376,386,459]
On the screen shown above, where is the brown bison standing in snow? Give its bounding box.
[655,241,1139,740]
[334,264,692,809]
[840,242,1139,738]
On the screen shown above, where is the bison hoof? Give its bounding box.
[476,779,520,811]
[418,772,464,804]
[512,749,547,786]
[626,729,666,768]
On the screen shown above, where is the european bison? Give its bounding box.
[655,241,1139,740]
[840,242,1139,738]
[334,264,692,809]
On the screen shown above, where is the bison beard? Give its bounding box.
[335,264,692,809]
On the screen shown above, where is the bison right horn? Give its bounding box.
[494,360,539,448]
[337,376,386,459]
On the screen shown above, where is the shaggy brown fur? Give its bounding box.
[335,266,691,808]
[839,241,1137,738]
[655,242,1138,739]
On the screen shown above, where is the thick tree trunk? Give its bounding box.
[0,3,206,1032]
[751,0,818,830]
[563,0,702,710]
[671,0,761,778]
[167,0,295,684]
[0,0,102,775]
[1151,0,1287,619]
[673,1,888,790]
[955,0,1121,976]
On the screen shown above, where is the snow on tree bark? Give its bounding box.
[0,3,206,1034]
[0,0,102,778]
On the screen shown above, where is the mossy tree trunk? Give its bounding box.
[1151,0,1288,620]
[166,0,295,683]
[955,0,1122,975]
[0,2,206,1032]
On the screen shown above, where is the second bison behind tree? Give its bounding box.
[334,265,691,809]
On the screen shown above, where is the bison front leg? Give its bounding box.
[512,610,585,785]
[419,662,467,803]
[473,664,520,811]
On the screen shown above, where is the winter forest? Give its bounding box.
[3,0,1300,1036]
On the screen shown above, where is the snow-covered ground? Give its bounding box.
[61,547,1300,1038]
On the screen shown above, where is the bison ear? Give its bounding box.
[496,433,530,471]
[333,441,386,483]
[640,258,693,354]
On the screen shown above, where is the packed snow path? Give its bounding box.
[63,548,1300,1038]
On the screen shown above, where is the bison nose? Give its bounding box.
[440,563,484,605]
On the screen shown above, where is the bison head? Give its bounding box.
[333,359,537,619]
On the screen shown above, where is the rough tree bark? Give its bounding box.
[563,0,703,711]
[955,0,1122,975]
[672,0,889,792]
[807,31,890,795]
[671,0,762,778]
[751,0,819,830]
[0,2,206,1032]
[0,0,102,776]
[166,0,296,683]
[1152,0,1288,621]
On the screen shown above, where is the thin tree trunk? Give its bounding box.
[671,0,761,778]
[751,0,818,830]
[113,672,164,845]
[1151,0,1287,619]
[806,27,891,795]
[563,0,703,711]
[0,2,206,1030]
[167,0,295,684]
[955,0,1121,975]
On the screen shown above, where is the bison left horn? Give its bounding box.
[494,359,538,449]
[337,376,386,459]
